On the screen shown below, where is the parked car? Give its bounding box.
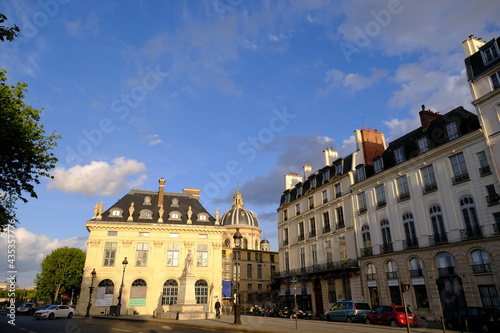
[34,305,74,320]
[445,306,500,332]
[16,303,36,315]
[324,301,371,323]
[364,305,418,327]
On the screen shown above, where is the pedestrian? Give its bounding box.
[215,300,221,319]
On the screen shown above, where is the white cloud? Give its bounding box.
[319,67,388,96]
[0,228,87,288]
[142,134,162,146]
[48,157,147,196]
[383,117,420,141]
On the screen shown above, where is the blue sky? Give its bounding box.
[1,0,499,288]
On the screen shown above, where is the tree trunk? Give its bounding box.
[53,283,62,303]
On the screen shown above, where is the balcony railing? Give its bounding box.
[323,226,331,234]
[386,271,398,279]
[460,226,484,241]
[336,191,342,198]
[438,266,456,277]
[337,223,345,229]
[360,247,373,257]
[272,258,359,279]
[282,239,289,247]
[428,233,448,246]
[379,242,394,254]
[397,192,411,202]
[309,230,317,238]
[471,263,492,274]
[479,165,492,176]
[376,200,387,208]
[451,171,470,185]
[402,238,419,250]
[366,273,376,280]
[422,182,438,194]
[298,234,305,242]
[486,194,500,206]
[358,207,367,214]
[409,269,423,277]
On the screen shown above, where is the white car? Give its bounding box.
[34,305,74,320]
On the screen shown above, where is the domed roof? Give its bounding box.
[260,239,270,244]
[221,191,259,228]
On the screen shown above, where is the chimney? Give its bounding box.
[284,173,302,190]
[183,188,200,201]
[462,35,486,57]
[419,105,442,130]
[356,128,386,166]
[323,148,338,166]
[158,178,165,207]
[303,164,312,178]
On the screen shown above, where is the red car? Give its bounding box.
[365,305,418,327]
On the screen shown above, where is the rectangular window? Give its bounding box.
[247,283,252,291]
[311,178,317,188]
[297,186,303,196]
[196,244,208,267]
[135,242,149,267]
[446,121,460,140]
[491,71,500,90]
[323,170,330,183]
[103,242,117,266]
[107,231,117,236]
[417,137,430,154]
[169,233,179,238]
[413,285,430,308]
[247,264,252,278]
[335,163,342,175]
[477,151,491,176]
[167,243,179,267]
[298,222,305,241]
[309,217,316,237]
[358,192,367,213]
[283,228,289,246]
[322,190,328,204]
[295,203,300,216]
[421,165,438,193]
[311,244,318,267]
[257,264,262,279]
[479,285,500,308]
[258,283,263,290]
[339,236,347,261]
[139,232,149,237]
[356,166,366,181]
[323,211,331,233]
[336,207,345,228]
[397,175,410,201]
[450,152,469,184]
[308,197,314,209]
[374,158,383,173]
[255,253,259,261]
[335,184,342,198]
[283,209,288,221]
[299,247,306,270]
[284,251,290,272]
[325,240,332,264]
[198,234,208,239]
[270,254,275,263]
[484,45,500,63]
[394,147,405,164]
[375,184,386,208]
[247,252,251,261]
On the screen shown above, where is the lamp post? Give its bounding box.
[233,228,242,325]
[85,268,97,317]
[117,257,128,316]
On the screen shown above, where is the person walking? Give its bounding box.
[215,300,221,319]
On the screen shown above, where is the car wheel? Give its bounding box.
[326,314,331,321]
[390,319,399,327]
[346,317,353,323]
[67,312,73,319]
[365,318,372,325]
[480,324,489,332]
[48,313,54,320]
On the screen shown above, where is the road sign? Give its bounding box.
[290,276,298,284]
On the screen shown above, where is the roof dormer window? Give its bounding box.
[394,147,406,164]
[491,71,500,90]
[197,213,209,221]
[171,198,179,207]
[446,121,460,141]
[417,136,430,154]
[356,165,366,182]
[374,158,384,173]
[169,211,181,220]
[139,209,153,219]
[143,196,152,205]
[110,208,123,217]
[483,44,499,64]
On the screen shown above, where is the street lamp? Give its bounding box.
[117,257,128,316]
[233,228,242,325]
[85,268,97,317]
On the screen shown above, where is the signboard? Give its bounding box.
[95,286,113,307]
[129,285,147,306]
[61,294,68,300]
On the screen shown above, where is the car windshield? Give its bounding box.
[395,307,413,314]
[20,304,33,307]
[355,303,371,310]
[45,305,58,310]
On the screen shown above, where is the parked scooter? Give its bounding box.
[290,309,313,320]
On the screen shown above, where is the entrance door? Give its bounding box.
[313,278,324,316]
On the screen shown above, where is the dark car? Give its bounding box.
[16,303,36,315]
[365,305,418,327]
[445,307,500,332]
[324,301,372,323]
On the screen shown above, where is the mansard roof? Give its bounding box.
[93,189,216,225]
[465,36,500,80]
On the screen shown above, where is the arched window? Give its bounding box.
[110,208,123,217]
[139,210,152,219]
[470,249,492,273]
[197,213,209,221]
[429,204,447,245]
[130,279,147,306]
[169,211,181,220]
[409,257,424,277]
[380,219,392,252]
[95,279,114,307]
[195,280,208,305]
[224,238,231,247]
[362,224,371,247]
[162,279,178,305]
[460,196,482,238]
[242,238,248,249]
[436,253,456,277]
[402,212,418,249]
[366,263,376,280]
[385,260,398,279]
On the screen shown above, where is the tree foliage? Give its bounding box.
[0,14,19,42]
[35,247,86,303]
[0,69,61,231]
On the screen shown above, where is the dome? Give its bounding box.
[221,191,259,227]
[260,239,270,244]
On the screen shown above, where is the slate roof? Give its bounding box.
[465,36,500,80]
[92,189,217,225]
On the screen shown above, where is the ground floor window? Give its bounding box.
[195,279,208,304]
[388,286,401,305]
[328,278,337,303]
[479,285,500,308]
[162,279,178,305]
[95,279,114,306]
[368,287,379,308]
[413,284,429,308]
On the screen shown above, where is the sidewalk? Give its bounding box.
[93,313,446,333]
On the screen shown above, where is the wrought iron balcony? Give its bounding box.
[323,226,331,234]
[366,273,376,281]
[438,266,456,277]
[471,263,492,274]
[272,258,359,278]
[336,223,345,229]
[422,182,438,194]
[379,242,394,254]
[428,233,448,246]
[360,247,373,257]
[479,165,492,176]
[460,226,484,241]
[309,230,317,238]
[336,191,342,198]
[358,207,367,214]
[386,271,398,279]
[451,171,470,185]
[409,269,423,277]
[376,200,387,208]
[397,192,411,202]
[402,238,419,250]
[486,193,500,206]
[298,234,305,242]
[282,239,289,247]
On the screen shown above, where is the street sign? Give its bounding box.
[61,294,68,300]
[290,276,298,284]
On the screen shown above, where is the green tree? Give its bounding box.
[0,69,61,231]
[0,14,19,42]
[35,247,86,303]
